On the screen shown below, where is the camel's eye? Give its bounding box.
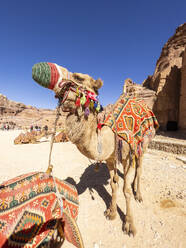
[73,74,84,82]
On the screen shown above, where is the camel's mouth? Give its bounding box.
[56,80,78,108]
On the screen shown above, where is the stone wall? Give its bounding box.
[149,139,186,154]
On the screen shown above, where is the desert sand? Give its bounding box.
[0,130,185,248]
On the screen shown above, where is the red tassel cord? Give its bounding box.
[84,96,90,108]
[75,97,81,107]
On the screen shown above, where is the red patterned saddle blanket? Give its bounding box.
[104,96,159,156]
[0,172,84,248]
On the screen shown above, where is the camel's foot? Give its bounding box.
[123,217,136,236]
[104,207,117,220]
[134,191,143,203]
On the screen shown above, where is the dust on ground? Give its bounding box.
[0,131,185,248]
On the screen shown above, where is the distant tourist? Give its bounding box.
[44,125,48,137]
[30,125,33,132]
[44,125,48,132]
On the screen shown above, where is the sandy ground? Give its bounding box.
[0,130,186,248]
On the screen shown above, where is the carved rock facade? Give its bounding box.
[124,23,186,131]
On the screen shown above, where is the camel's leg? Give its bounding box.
[133,155,143,202]
[123,161,136,236]
[104,160,117,220]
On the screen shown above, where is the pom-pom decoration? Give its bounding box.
[87,91,97,101]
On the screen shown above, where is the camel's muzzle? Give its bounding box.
[32,62,72,95]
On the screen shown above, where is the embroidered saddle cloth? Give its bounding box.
[0,172,84,248]
[104,96,159,156]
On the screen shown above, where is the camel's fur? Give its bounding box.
[45,65,156,236]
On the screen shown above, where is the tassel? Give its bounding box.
[118,139,123,163]
[94,102,98,109]
[97,123,103,130]
[76,86,80,96]
[96,102,100,112]
[84,96,90,108]
[84,107,90,117]
[75,97,81,107]
[80,93,86,105]
[90,100,94,110]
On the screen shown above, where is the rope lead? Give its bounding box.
[46,98,64,216]
[47,98,62,172]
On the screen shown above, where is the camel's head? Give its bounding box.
[32,62,103,113]
[32,62,103,95]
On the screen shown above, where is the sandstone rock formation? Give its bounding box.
[179,48,186,129]
[123,78,157,109]
[124,23,186,131]
[0,94,66,130]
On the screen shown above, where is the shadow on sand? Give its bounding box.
[65,163,125,222]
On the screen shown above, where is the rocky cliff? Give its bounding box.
[123,78,157,109]
[0,94,66,130]
[124,23,186,131]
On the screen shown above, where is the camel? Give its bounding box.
[54,131,69,143]
[32,62,158,236]
[14,129,55,144]
[14,131,38,144]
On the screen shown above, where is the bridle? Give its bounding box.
[55,79,102,114]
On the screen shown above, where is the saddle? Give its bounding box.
[103,95,159,156]
[0,171,84,248]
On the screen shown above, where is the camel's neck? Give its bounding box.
[65,108,102,159]
[65,108,97,145]
[65,107,115,161]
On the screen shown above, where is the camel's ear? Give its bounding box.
[92,78,103,91]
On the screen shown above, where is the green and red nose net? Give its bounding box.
[32,62,60,90]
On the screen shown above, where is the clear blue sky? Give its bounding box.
[0,0,185,109]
